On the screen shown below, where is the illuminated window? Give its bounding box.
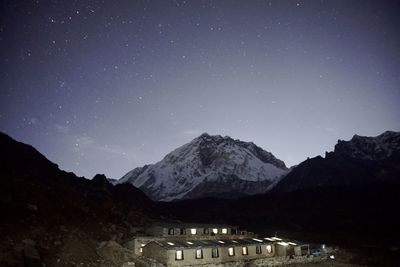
[191,228,197,235]
[256,245,262,254]
[266,245,272,253]
[175,250,183,260]
[140,243,145,254]
[242,246,248,255]
[168,228,174,235]
[212,248,219,258]
[222,228,228,234]
[195,249,203,259]
[228,247,235,256]
[212,228,218,234]
[204,228,209,234]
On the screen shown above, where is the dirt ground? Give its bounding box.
[300,263,365,267]
[300,246,400,267]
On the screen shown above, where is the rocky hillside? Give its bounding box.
[271,131,400,193]
[119,133,289,201]
[0,132,158,266]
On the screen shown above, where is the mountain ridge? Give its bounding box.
[271,130,400,193]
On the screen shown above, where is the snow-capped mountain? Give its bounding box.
[119,133,289,201]
[271,131,400,193]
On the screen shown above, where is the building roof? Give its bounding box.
[149,221,235,229]
[148,238,274,249]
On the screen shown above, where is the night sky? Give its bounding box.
[1,0,399,179]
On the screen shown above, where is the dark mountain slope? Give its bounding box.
[161,182,400,246]
[0,132,159,266]
[272,131,400,193]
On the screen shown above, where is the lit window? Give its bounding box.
[222,228,228,234]
[139,247,143,254]
[266,245,272,253]
[175,250,183,260]
[195,249,203,259]
[191,228,197,235]
[168,228,174,235]
[242,247,248,255]
[256,245,262,254]
[212,228,218,234]
[212,247,219,258]
[228,247,235,256]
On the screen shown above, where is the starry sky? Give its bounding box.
[1,0,399,179]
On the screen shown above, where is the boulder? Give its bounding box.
[22,240,41,266]
[97,241,135,266]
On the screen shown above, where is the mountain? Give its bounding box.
[119,133,289,201]
[271,131,400,193]
[0,132,159,266]
[159,133,400,256]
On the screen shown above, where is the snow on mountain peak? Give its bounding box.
[119,134,288,201]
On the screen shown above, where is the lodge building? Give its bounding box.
[130,222,311,266]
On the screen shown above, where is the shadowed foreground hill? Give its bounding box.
[161,184,400,244]
[0,132,158,266]
[160,184,400,266]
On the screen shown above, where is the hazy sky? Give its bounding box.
[1,0,399,178]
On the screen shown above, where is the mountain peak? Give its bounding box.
[119,134,288,201]
[198,132,211,138]
[272,130,400,193]
[335,131,400,160]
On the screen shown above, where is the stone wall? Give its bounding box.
[142,242,168,264]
